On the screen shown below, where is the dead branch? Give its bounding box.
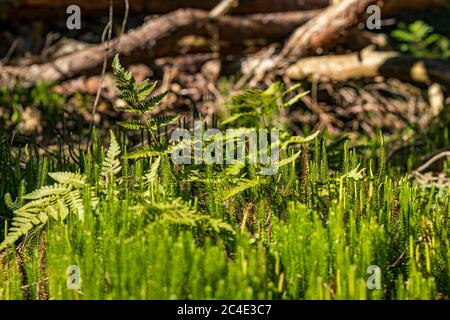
[414,151,450,173]
[279,0,382,63]
[244,0,383,86]
[245,0,383,86]
[246,0,448,86]
[411,150,450,188]
[286,48,450,88]
[0,9,320,86]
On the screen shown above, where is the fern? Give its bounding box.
[137,92,169,113]
[0,172,87,251]
[282,131,320,149]
[136,79,157,101]
[48,172,86,188]
[23,184,73,200]
[64,190,85,221]
[117,115,179,131]
[223,179,264,200]
[112,55,177,161]
[223,82,309,128]
[127,144,173,160]
[143,197,234,234]
[146,156,162,185]
[116,119,147,131]
[112,55,166,114]
[102,130,121,178]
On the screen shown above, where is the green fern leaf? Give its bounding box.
[0,210,45,251]
[222,112,258,125]
[127,144,172,160]
[56,199,70,221]
[278,149,302,168]
[102,130,122,178]
[223,179,263,200]
[49,172,86,188]
[117,119,147,131]
[144,197,234,234]
[138,92,168,113]
[23,184,72,200]
[64,190,85,221]
[148,115,180,129]
[146,156,161,185]
[136,80,157,101]
[282,131,320,149]
[112,55,133,84]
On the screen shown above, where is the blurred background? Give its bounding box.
[0,0,449,162]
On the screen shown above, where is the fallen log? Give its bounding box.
[0,8,320,85]
[286,48,450,88]
[278,0,382,62]
[246,0,382,86]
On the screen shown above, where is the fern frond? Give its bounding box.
[0,222,34,251]
[284,90,310,108]
[64,190,85,221]
[138,92,168,113]
[224,161,245,176]
[222,112,258,125]
[136,80,157,101]
[102,130,122,177]
[223,179,264,200]
[0,207,48,251]
[0,170,89,251]
[23,184,72,200]
[117,91,138,104]
[16,196,57,213]
[117,116,179,131]
[146,156,161,185]
[282,131,320,149]
[127,144,172,160]
[147,115,180,129]
[145,197,234,234]
[112,55,133,85]
[55,199,70,221]
[278,149,302,168]
[4,193,22,210]
[117,119,147,131]
[49,172,86,188]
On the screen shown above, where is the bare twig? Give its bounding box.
[411,150,450,188]
[1,38,19,64]
[90,0,114,134]
[90,0,130,135]
[414,151,450,173]
[387,252,405,271]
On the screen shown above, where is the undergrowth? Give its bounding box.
[0,56,449,300]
